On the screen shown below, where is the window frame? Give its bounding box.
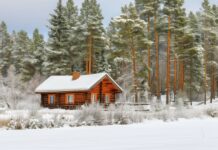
[48,94,56,105]
[65,94,75,105]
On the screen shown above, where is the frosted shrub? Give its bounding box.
[107,104,144,124]
[153,109,177,122]
[128,111,144,123]
[0,67,42,110]
[43,119,55,128]
[206,107,218,118]
[105,105,116,124]
[75,104,105,126]
[29,109,38,118]
[150,97,163,112]
[8,118,26,130]
[176,92,184,108]
[113,110,144,124]
[53,114,75,127]
[26,119,43,129]
[113,110,129,124]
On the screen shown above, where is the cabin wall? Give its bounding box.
[90,78,119,103]
[40,76,122,109]
[41,92,89,108]
[41,94,48,107]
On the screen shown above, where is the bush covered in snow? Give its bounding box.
[1,100,218,130]
[0,66,43,110]
[74,104,105,126]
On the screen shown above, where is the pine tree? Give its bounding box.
[106,22,130,79]
[0,22,12,76]
[14,31,36,81]
[111,3,147,102]
[181,12,204,104]
[44,0,70,75]
[135,0,155,88]
[11,31,30,74]
[65,0,78,29]
[212,5,218,99]
[79,0,108,74]
[135,0,161,100]
[201,0,217,104]
[162,0,185,104]
[173,3,186,101]
[32,28,45,75]
[208,4,218,103]
[163,0,172,104]
[64,0,80,70]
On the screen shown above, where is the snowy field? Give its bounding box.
[0,119,218,150]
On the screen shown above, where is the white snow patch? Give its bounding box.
[0,119,218,150]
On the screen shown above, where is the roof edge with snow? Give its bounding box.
[35,72,123,93]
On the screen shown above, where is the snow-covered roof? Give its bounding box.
[35,72,123,93]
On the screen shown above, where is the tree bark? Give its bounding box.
[214,71,216,99]
[131,46,138,103]
[210,64,215,103]
[86,36,90,74]
[86,33,93,74]
[166,15,171,105]
[178,60,184,91]
[89,33,93,74]
[130,37,138,103]
[190,59,193,105]
[154,15,160,100]
[204,50,207,104]
[173,55,177,102]
[147,16,151,88]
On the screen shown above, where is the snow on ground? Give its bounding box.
[0,119,218,150]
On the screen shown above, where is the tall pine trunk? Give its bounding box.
[190,59,193,105]
[130,37,138,103]
[166,15,171,105]
[147,16,151,88]
[210,64,215,103]
[154,15,160,100]
[86,34,93,74]
[214,74,217,99]
[173,55,177,102]
[204,51,207,104]
[178,60,185,91]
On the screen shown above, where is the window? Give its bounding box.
[49,95,55,105]
[105,94,110,103]
[67,95,74,104]
[91,93,97,103]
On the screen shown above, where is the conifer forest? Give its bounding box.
[0,0,218,106]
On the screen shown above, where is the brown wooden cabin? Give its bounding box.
[35,72,123,109]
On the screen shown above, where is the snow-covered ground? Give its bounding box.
[0,119,218,150]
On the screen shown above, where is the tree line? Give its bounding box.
[0,0,217,104]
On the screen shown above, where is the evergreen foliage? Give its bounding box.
[0,22,12,76]
[0,0,217,105]
[79,0,108,73]
[32,29,45,75]
[110,3,148,102]
[45,0,70,75]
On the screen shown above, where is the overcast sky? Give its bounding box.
[0,0,217,39]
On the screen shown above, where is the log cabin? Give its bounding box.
[35,72,123,109]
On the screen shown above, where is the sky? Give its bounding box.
[0,0,217,39]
